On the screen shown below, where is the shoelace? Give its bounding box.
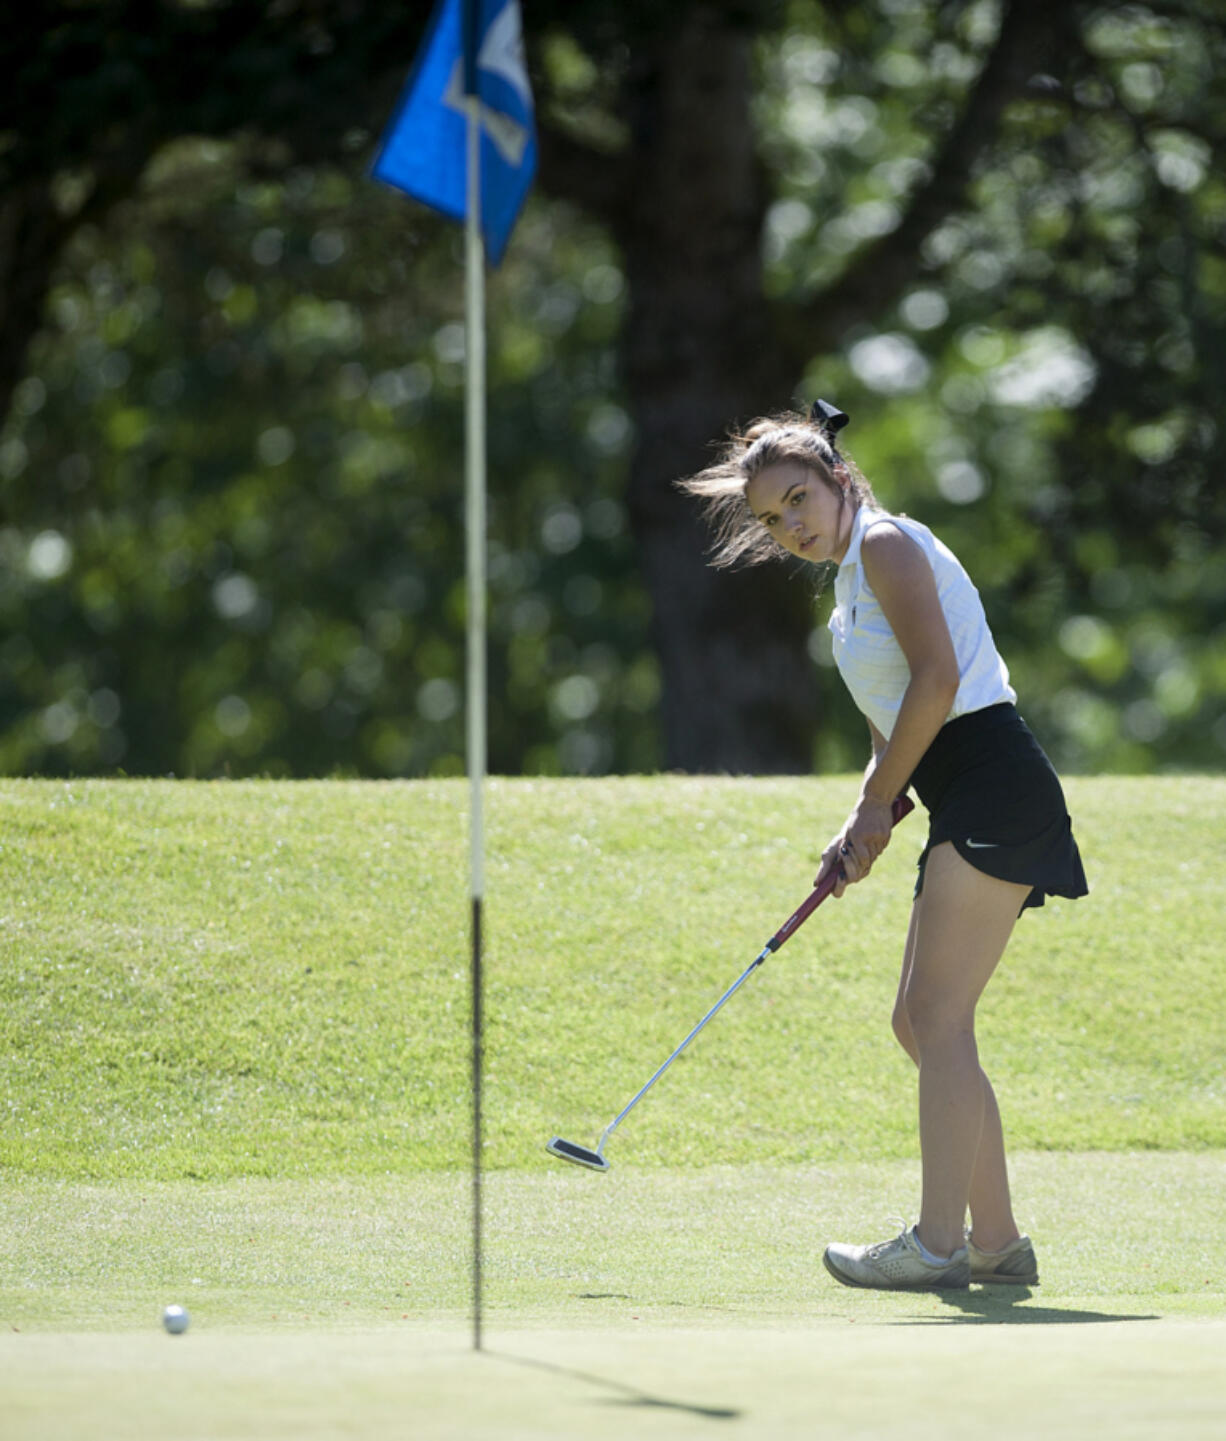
[866,1217,913,1259]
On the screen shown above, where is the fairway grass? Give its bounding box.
[2,775,1224,1179]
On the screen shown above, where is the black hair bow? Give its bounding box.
[809,399,849,455]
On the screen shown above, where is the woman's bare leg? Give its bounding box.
[967,1076,1021,1253]
[891,843,1030,1258]
[892,907,1020,1250]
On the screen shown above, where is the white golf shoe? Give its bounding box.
[966,1232,1039,1286]
[823,1224,970,1290]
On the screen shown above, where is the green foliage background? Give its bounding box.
[2,162,654,778]
[2,3,1225,778]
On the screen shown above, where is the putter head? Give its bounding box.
[546,1136,610,1172]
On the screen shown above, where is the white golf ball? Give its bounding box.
[162,1304,190,1334]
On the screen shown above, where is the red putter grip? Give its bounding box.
[764,793,916,955]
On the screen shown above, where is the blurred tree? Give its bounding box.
[0,152,649,777]
[2,0,1225,777]
[527,0,1226,769]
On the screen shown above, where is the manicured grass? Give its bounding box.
[2,1155,1225,1439]
[2,775,1223,1178]
[2,774,1224,1438]
[7,1320,1224,1441]
[3,1154,1225,1331]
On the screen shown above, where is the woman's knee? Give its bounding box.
[902,980,975,1053]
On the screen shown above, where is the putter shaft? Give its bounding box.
[549,793,915,1170]
[597,945,771,1151]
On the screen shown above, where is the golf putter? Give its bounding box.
[547,793,916,1172]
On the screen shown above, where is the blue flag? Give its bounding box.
[373,0,537,266]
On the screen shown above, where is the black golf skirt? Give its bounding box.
[908,702,1088,914]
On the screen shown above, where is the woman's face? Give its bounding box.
[745,459,855,566]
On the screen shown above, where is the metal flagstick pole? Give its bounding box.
[463,76,487,1355]
[370,0,534,1354]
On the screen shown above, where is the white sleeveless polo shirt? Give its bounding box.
[827,507,1015,740]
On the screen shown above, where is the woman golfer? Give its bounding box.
[680,402,1086,1290]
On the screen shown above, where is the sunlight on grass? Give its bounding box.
[2,776,1223,1180]
[2,775,1224,1439]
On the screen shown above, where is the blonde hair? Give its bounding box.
[678,409,878,569]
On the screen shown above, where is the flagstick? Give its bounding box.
[464,92,487,1356]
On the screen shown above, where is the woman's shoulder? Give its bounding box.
[857,513,946,605]
[842,508,937,580]
[860,511,932,555]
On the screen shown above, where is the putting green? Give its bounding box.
[4,1320,1225,1440]
[3,1154,1224,1438]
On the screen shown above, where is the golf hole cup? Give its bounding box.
[162,1304,190,1335]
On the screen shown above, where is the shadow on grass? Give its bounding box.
[485,1349,741,1421]
[906,1288,1159,1325]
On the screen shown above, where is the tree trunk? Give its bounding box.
[617,4,820,773]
